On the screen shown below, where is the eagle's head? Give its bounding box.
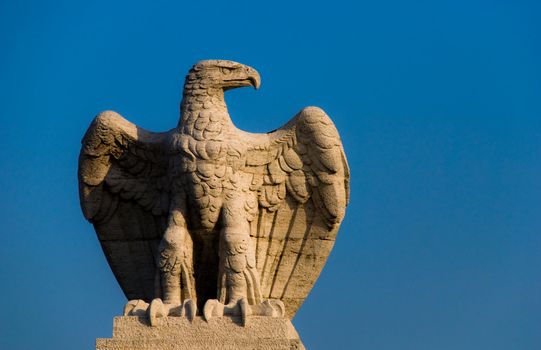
[186,60,261,91]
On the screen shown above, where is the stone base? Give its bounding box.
[96,316,306,350]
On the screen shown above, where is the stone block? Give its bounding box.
[96,316,306,350]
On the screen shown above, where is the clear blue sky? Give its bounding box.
[1,1,540,349]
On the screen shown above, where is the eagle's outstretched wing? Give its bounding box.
[242,106,350,318]
[78,111,173,301]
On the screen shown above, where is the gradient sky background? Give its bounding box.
[1,1,540,349]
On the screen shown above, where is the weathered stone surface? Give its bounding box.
[96,316,305,350]
[80,59,349,347]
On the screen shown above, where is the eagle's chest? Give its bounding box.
[174,111,248,228]
[179,148,247,230]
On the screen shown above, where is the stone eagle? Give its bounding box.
[78,60,349,326]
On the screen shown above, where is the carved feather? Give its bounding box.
[243,106,349,317]
[78,110,174,302]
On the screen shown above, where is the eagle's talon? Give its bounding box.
[238,298,251,326]
[203,299,224,322]
[182,299,197,322]
[124,298,197,326]
[268,299,285,317]
[202,298,285,326]
[149,298,166,327]
[123,299,149,316]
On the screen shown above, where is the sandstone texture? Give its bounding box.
[80,60,349,347]
[96,316,305,350]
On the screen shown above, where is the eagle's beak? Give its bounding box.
[222,65,261,90]
[246,67,261,90]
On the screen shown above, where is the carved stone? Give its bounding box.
[96,316,305,350]
[79,60,349,347]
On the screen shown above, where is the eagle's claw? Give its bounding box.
[123,299,149,316]
[203,298,285,326]
[123,298,197,326]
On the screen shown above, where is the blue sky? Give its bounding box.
[0,1,540,349]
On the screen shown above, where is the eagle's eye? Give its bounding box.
[220,67,232,75]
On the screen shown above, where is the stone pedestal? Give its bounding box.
[96,316,306,350]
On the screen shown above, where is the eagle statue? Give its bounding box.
[78,60,350,326]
